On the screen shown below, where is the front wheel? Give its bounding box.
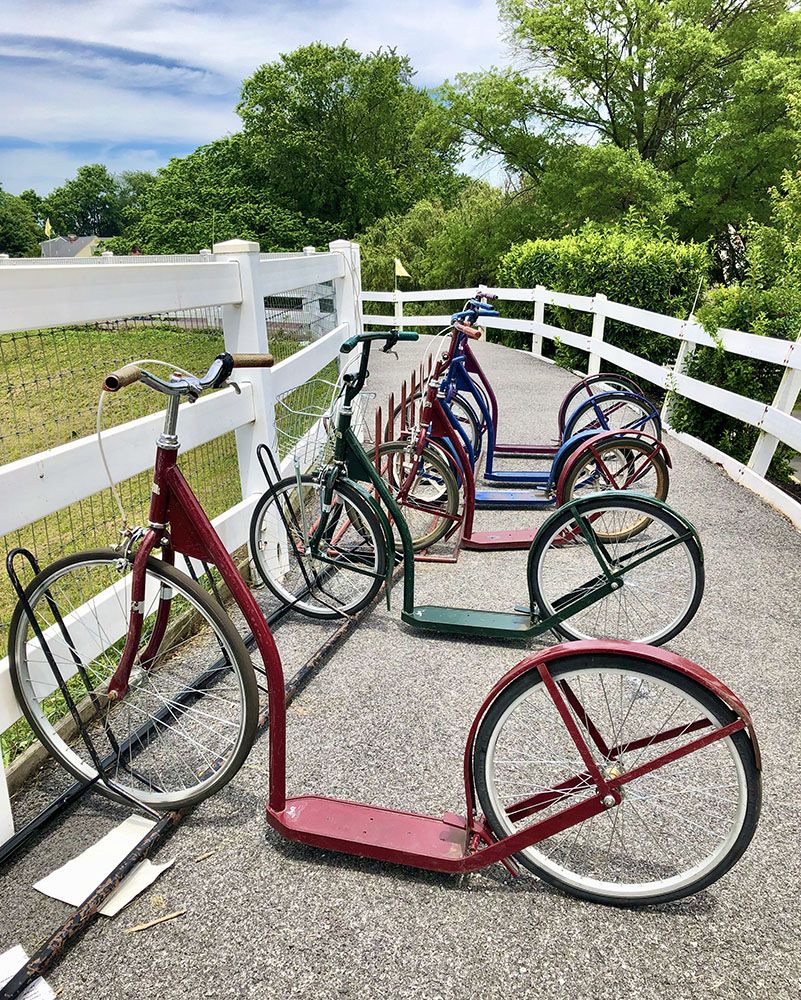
[528,494,704,645]
[563,391,661,442]
[249,474,387,619]
[374,440,461,551]
[474,654,760,906]
[9,550,259,810]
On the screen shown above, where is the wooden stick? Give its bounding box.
[124,910,186,935]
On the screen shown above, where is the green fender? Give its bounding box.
[525,490,704,608]
[345,478,398,609]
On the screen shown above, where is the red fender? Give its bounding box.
[462,640,760,820]
[555,430,671,504]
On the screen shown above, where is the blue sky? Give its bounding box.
[0,0,509,194]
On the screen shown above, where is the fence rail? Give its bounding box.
[0,238,361,842]
[362,283,801,523]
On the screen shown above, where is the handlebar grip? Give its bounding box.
[454,321,482,341]
[230,353,274,368]
[340,331,421,354]
[104,363,141,392]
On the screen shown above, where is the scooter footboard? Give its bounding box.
[462,640,760,819]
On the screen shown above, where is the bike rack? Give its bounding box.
[371,353,465,565]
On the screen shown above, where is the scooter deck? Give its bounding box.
[462,528,538,551]
[494,443,558,458]
[483,469,550,484]
[474,488,550,509]
[402,606,536,638]
[269,796,468,871]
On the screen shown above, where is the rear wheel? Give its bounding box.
[9,550,258,809]
[558,374,643,437]
[474,655,760,906]
[249,474,387,619]
[529,494,704,645]
[559,436,670,517]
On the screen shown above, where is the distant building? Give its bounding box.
[39,234,106,258]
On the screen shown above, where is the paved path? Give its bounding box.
[2,339,799,1000]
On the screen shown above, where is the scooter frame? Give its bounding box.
[99,353,758,893]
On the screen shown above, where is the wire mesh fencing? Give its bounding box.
[1,278,339,765]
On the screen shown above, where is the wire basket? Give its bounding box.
[274,378,341,470]
[274,375,376,472]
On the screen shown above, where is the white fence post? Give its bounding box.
[214,238,275,499]
[532,285,545,359]
[747,331,801,477]
[589,293,607,376]
[329,239,361,369]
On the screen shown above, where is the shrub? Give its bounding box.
[498,223,711,373]
[669,282,801,482]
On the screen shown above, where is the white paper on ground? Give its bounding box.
[0,945,56,1000]
[33,814,174,916]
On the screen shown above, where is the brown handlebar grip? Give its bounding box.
[103,363,141,391]
[230,353,275,368]
[454,321,482,341]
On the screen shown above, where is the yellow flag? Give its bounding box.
[394,257,410,278]
[44,218,53,237]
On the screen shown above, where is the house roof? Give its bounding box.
[39,235,100,258]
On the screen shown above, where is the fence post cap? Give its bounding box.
[302,245,316,255]
[213,238,260,253]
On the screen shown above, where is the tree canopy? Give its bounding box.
[444,1,801,236]
[0,186,41,256]
[238,43,463,232]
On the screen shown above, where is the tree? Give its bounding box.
[444,1,801,236]
[238,43,463,232]
[114,136,334,254]
[44,164,124,235]
[0,186,41,256]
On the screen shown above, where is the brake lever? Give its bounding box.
[382,346,399,359]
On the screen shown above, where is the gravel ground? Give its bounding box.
[1,337,799,1000]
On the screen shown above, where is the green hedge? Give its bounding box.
[498,225,711,373]
[669,282,801,483]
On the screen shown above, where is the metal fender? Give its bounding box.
[345,478,397,602]
[564,389,662,440]
[547,428,605,490]
[554,430,671,503]
[525,491,704,603]
[462,640,760,817]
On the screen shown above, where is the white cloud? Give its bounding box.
[0,0,513,191]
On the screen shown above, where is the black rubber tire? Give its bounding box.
[9,549,259,809]
[528,494,704,645]
[249,474,387,619]
[473,654,761,907]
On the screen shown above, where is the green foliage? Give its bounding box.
[107,136,335,254]
[44,164,125,236]
[531,146,684,235]
[444,1,801,237]
[499,222,710,365]
[668,281,801,481]
[0,185,41,256]
[358,181,518,292]
[238,43,462,233]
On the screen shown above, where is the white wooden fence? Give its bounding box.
[0,238,361,843]
[363,285,801,528]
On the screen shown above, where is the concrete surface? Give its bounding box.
[1,338,799,1000]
